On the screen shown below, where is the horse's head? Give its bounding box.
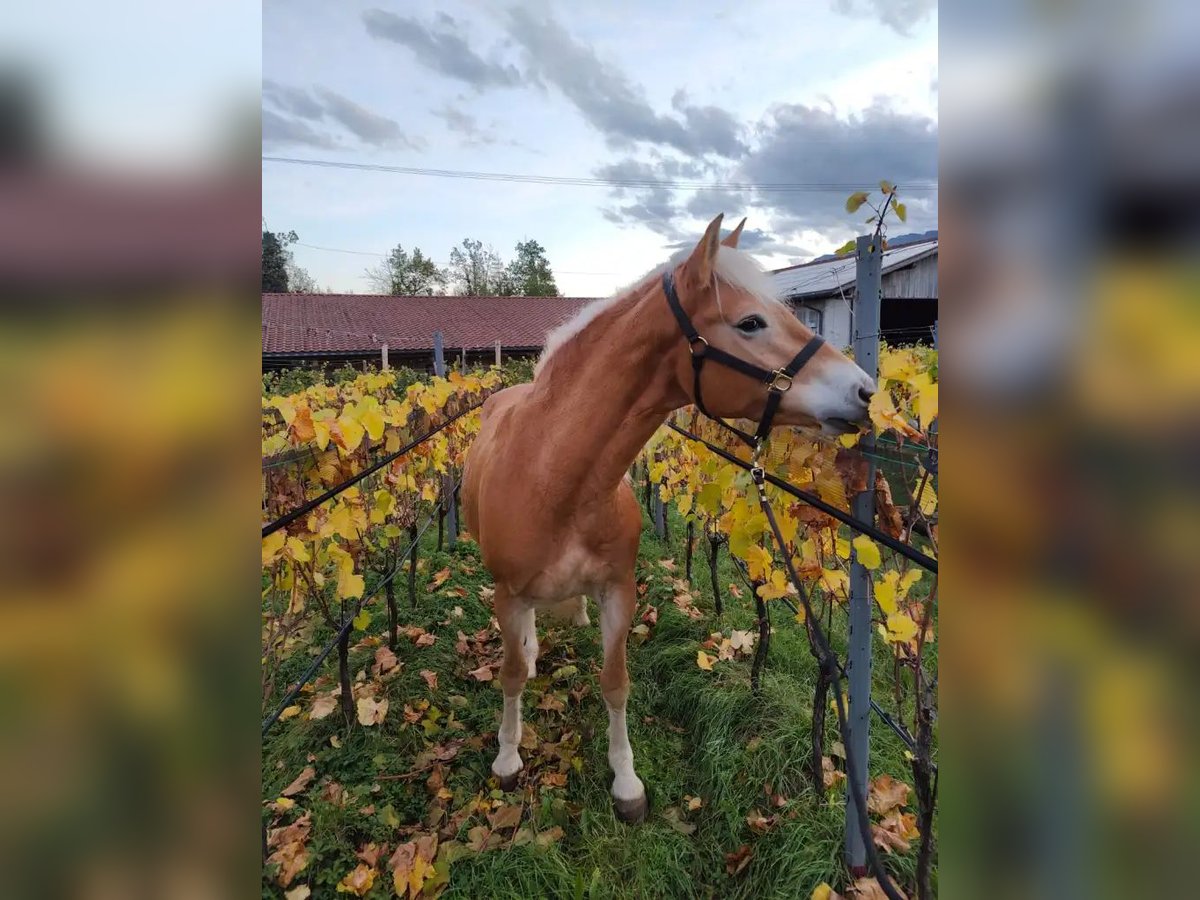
[667,214,875,436]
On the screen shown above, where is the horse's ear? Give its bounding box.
[682,213,725,288]
[721,217,747,248]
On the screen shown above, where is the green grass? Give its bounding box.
[263,505,936,899]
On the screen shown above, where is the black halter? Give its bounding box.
[663,270,825,451]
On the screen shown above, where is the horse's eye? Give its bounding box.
[736,315,767,333]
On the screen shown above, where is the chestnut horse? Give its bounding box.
[461,214,874,821]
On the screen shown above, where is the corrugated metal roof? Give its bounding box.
[772,240,938,299]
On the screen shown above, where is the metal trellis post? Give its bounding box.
[845,233,881,872]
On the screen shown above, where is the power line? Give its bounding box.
[263,156,938,194]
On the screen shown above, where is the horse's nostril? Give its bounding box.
[858,386,874,405]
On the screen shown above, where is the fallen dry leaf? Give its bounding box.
[822,756,846,790]
[662,806,696,835]
[468,664,494,682]
[372,646,399,677]
[489,803,523,829]
[284,886,311,900]
[336,864,376,897]
[268,840,308,887]
[355,842,386,867]
[429,567,452,589]
[309,693,338,720]
[746,808,776,833]
[281,766,316,797]
[867,774,910,816]
[415,632,436,648]
[356,697,388,726]
[725,844,753,876]
[849,876,907,899]
[420,669,439,691]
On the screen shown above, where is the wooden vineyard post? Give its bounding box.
[685,520,694,583]
[433,332,456,548]
[386,561,398,649]
[707,527,723,617]
[845,233,881,873]
[750,585,770,697]
[407,524,419,608]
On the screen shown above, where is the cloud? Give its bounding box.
[363,9,525,89]
[313,87,419,148]
[262,108,340,150]
[831,0,937,37]
[502,8,747,158]
[263,79,325,120]
[262,81,420,149]
[432,105,497,146]
[740,99,937,233]
[596,98,936,257]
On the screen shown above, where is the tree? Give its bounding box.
[505,239,559,296]
[262,228,296,292]
[363,244,446,295]
[286,262,321,293]
[447,238,508,296]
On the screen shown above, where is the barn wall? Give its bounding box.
[881,254,938,299]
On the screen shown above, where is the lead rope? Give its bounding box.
[749,447,907,900]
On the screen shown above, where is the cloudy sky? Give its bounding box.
[263,0,937,296]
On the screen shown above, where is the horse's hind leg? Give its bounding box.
[598,576,647,823]
[492,589,532,790]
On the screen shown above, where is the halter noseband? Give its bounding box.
[662,270,825,453]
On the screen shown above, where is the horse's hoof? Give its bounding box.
[613,793,648,824]
[497,771,521,792]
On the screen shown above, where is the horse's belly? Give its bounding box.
[521,543,610,604]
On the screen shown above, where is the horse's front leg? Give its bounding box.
[492,591,532,790]
[598,576,647,822]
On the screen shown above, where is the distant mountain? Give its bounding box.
[806,229,938,265]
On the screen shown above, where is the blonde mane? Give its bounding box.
[536,245,782,376]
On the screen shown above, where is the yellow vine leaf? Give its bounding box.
[335,415,365,453]
[742,544,775,582]
[875,572,898,614]
[696,650,715,671]
[286,536,310,562]
[262,531,286,566]
[313,420,331,451]
[845,191,869,213]
[272,396,297,425]
[886,613,918,643]
[757,569,792,600]
[914,479,937,517]
[359,406,385,441]
[821,568,849,597]
[852,535,881,569]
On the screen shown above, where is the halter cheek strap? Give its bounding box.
[662,271,825,450]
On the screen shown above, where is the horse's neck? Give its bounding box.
[531,289,685,500]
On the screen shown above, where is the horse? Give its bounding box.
[461,214,875,822]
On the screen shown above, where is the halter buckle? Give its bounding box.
[688,335,709,356]
[768,369,793,392]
